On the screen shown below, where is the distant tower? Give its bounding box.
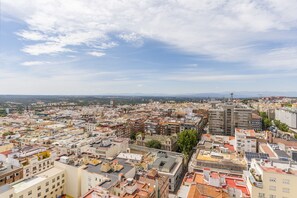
[110,100,114,106]
[230,93,234,101]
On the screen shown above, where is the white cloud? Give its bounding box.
[87,51,106,57]
[21,61,50,66]
[2,0,297,70]
[16,30,48,41]
[94,42,118,49]
[118,33,143,47]
[22,42,72,55]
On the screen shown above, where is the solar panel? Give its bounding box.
[245,152,269,162]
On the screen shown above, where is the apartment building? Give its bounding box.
[0,167,65,198]
[18,150,56,179]
[81,138,128,159]
[127,118,145,134]
[151,152,183,192]
[0,163,23,187]
[54,157,85,198]
[246,159,297,198]
[235,128,257,154]
[160,122,180,136]
[179,122,198,133]
[209,108,225,135]
[275,108,297,129]
[189,149,247,173]
[251,113,262,131]
[209,103,253,136]
[144,119,160,135]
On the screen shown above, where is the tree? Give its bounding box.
[259,112,272,130]
[130,131,137,140]
[263,118,272,129]
[145,140,162,149]
[177,130,198,156]
[274,120,289,132]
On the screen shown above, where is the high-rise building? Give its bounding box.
[209,103,253,136]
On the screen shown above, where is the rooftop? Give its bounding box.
[85,158,134,189]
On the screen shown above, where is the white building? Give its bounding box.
[54,158,85,198]
[235,128,257,154]
[275,108,297,129]
[151,153,183,192]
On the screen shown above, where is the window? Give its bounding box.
[38,186,41,190]
[28,190,32,195]
[283,179,290,184]
[46,188,49,193]
[269,177,276,182]
[258,193,265,198]
[269,195,276,198]
[62,174,64,178]
[19,196,23,198]
[46,181,49,186]
[52,178,55,183]
[62,179,64,183]
[38,192,41,197]
[269,186,276,191]
[283,188,290,193]
[57,176,60,180]
[52,185,55,189]
[9,194,13,198]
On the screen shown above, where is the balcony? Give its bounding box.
[249,168,263,188]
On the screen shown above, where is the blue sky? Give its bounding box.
[1,0,297,95]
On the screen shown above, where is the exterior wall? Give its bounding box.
[10,168,65,198]
[54,161,84,198]
[0,185,14,198]
[248,170,297,198]
[235,133,257,154]
[81,171,108,195]
[209,109,224,135]
[23,155,54,179]
[157,161,183,192]
[275,109,297,129]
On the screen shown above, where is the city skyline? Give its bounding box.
[1,0,297,95]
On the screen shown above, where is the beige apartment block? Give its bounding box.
[246,159,297,198]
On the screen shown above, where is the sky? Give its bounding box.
[1,0,297,95]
